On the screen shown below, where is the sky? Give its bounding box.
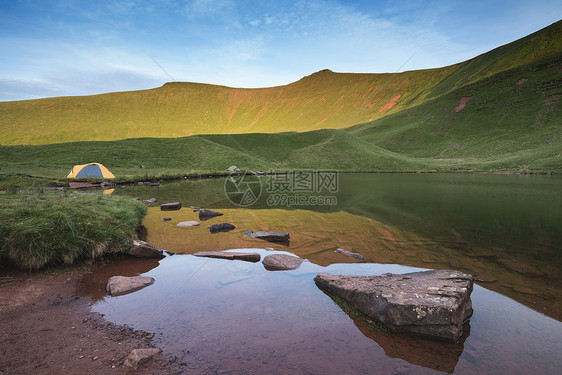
[0,0,560,101]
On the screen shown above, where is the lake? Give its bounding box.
[79,173,561,374]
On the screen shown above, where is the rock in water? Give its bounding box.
[314,270,473,342]
[263,254,303,271]
[106,276,155,296]
[334,248,365,260]
[198,209,224,220]
[208,223,236,233]
[160,202,182,211]
[127,239,166,258]
[193,251,261,262]
[177,221,200,227]
[124,348,161,369]
[244,230,290,242]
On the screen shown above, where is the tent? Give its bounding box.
[226,165,241,172]
[67,163,116,179]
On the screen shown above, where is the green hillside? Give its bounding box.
[0,21,560,176]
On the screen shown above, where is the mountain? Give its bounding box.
[0,21,560,174]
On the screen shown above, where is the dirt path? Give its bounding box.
[0,263,183,375]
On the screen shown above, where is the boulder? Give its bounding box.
[177,221,200,227]
[209,223,236,233]
[160,202,182,211]
[193,251,261,263]
[314,270,473,342]
[127,240,166,259]
[124,348,161,369]
[334,248,365,260]
[106,276,155,296]
[198,209,223,220]
[263,254,303,271]
[244,230,290,242]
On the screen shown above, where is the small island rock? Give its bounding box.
[177,221,200,227]
[127,240,166,259]
[263,254,303,271]
[193,251,260,262]
[209,223,236,233]
[198,209,224,220]
[160,202,182,211]
[244,230,290,242]
[106,276,155,296]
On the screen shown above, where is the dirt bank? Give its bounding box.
[0,261,183,375]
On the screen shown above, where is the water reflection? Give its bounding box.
[114,173,561,320]
[83,251,562,374]
[75,256,161,302]
[344,300,469,374]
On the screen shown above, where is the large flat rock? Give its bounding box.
[193,251,261,263]
[314,270,473,342]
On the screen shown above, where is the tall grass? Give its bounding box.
[0,190,147,270]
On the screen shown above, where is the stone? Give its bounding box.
[198,209,224,220]
[106,276,155,296]
[193,251,261,262]
[263,254,303,271]
[334,248,365,260]
[143,198,157,203]
[160,202,182,211]
[127,240,166,259]
[124,348,161,369]
[177,221,200,227]
[314,270,473,342]
[244,230,290,242]
[209,223,236,233]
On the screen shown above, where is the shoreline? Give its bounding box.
[0,258,183,374]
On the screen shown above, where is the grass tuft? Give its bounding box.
[0,190,147,270]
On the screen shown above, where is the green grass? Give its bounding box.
[0,21,560,147]
[0,190,147,270]
[0,21,560,180]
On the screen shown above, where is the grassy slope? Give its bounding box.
[0,21,560,175]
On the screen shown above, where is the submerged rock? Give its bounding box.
[263,254,303,271]
[160,202,182,211]
[198,209,224,220]
[334,248,365,260]
[106,276,155,296]
[177,221,200,227]
[314,270,473,342]
[124,348,161,369]
[209,223,236,233]
[244,230,290,242]
[193,251,261,262]
[127,240,167,258]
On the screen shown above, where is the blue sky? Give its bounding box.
[0,0,560,101]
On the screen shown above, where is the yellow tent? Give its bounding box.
[67,163,116,179]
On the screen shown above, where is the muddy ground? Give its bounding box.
[0,260,186,375]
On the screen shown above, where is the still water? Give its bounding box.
[81,173,561,374]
